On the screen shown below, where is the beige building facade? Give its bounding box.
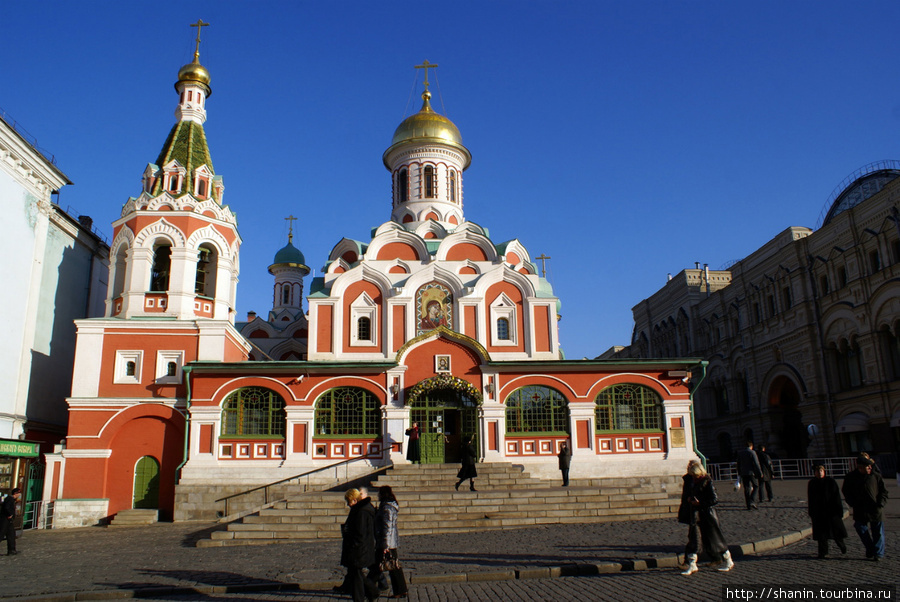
[619,162,900,470]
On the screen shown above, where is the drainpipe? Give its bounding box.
[690,361,710,467]
[176,365,193,483]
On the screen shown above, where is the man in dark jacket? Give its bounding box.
[0,488,21,555]
[736,441,762,510]
[842,455,888,561]
[341,488,378,601]
[757,445,775,503]
[558,441,572,487]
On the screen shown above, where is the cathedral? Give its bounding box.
[43,30,699,526]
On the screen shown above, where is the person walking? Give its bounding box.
[404,422,420,464]
[842,455,888,561]
[808,465,847,558]
[340,488,379,602]
[736,441,762,510]
[0,488,21,556]
[558,441,572,487]
[369,486,407,599]
[757,445,775,503]
[454,435,478,491]
[678,461,734,575]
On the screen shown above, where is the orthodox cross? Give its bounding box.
[190,19,210,60]
[285,215,297,243]
[536,253,551,278]
[415,60,438,91]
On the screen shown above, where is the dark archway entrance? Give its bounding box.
[408,375,481,464]
[767,376,809,458]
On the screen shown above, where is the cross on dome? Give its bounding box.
[190,19,210,62]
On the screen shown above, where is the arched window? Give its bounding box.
[398,168,408,203]
[126,361,136,376]
[880,325,900,380]
[497,317,510,341]
[505,386,569,434]
[357,317,371,341]
[196,178,207,197]
[449,170,457,202]
[423,165,436,198]
[166,361,177,377]
[111,244,128,300]
[150,243,171,292]
[595,384,662,432]
[194,244,217,297]
[168,175,179,192]
[315,387,381,436]
[282,285,291,305]
[221,387,285,437]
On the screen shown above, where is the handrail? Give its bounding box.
[215,454,389,519]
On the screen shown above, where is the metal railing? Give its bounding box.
[23,500,51,530]
[708,457,856,482]
[214,454,391,519]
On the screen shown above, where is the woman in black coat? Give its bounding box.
[454,435,478,491]
[678,461,733,575]
[808,465,847,558]
[340,489,377,602]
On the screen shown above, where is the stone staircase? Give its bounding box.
[108,509,158,527]
[197,463,682,547]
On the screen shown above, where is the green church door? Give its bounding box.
[411,392,478,464]
[133,456,160,509]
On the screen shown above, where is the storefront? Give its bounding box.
[0,439,40,530]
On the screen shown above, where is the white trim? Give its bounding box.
[114,350,143,384]
[155,350,184,384]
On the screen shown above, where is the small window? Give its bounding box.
[767,295,776,318]
[166,362,177,377]
[282,286,290,305]
[169,175,179,192]
[892,240,900,265]
[753,302,761,325]
[449,170,457,202]
[838,266,848,288]
[869,250,881,274]
[357,317,371,341]
[398,168,408,203]
[423,165,436,198]
[782,286,792,310]
[197,179,207,197]
[497,318,510,341]
[126,361,136,376]
[819,275,829,295]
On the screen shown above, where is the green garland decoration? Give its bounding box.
[408,373,483,404]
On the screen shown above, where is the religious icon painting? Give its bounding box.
[435,355,451,373]
[416,282,452,334]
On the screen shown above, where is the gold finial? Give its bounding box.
[190,19,210,63]
[536,254,551,278]
[414,60,439,92]
[285,215,297,243]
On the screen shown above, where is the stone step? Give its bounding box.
[108,509,158,527]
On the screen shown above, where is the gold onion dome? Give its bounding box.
[386,90,470,168]
[176,57,211,95]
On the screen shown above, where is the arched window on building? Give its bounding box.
[423,165,436,198]
[150,243,172,292]
[829,339,864,391]
[594,383,662,432]
[282,285,291,305]
[221,387,286,437]
[357,317,371,341]
[398,168,408,203]
[505,386,569,434]
[449,169,457,202]
[879,325,900,380]
[315,387,381,436]
[194,244,217,297]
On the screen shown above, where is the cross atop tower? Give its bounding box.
[536,253,551,278]
[190,19,210,61]
[285,215,297,243]
[415,60,438,91]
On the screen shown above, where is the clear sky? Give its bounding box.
[4,2,899,359]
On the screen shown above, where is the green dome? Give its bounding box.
[269,241,310,275]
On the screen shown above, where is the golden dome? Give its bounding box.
[391,91,463,146]
[176,58,211,95]
[385,90,470,169]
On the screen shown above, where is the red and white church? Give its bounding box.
[43,39,701,526]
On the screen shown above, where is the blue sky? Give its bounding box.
[4,2,900,359]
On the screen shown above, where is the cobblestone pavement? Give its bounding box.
[4,480,898,601]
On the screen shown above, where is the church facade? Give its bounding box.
[43,36,700,527]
